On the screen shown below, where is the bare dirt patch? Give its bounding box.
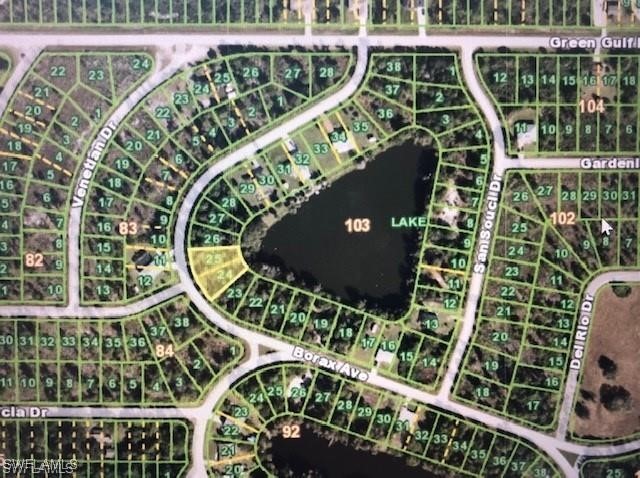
[573,284,640,440]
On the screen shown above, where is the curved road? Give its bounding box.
[185,351,299,478]
[557,271,640,440]
[67,44,212,308]
[172,38,369,357]
[46,351,298,478]
[0,46,41,118]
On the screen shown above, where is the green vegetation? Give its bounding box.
[455,170,640,430]
[369,0,592,29]
[0,419,191,477]
[0,0,357,29]
[81,48,353,305]
[0,295,242,405]
[314,0,361,27]
[422,0,591,28]
[187,51,491,392]
[0,0,599,29]
[0,50,153,304]
[580,450,640,477]
[477,52,640,156]
[206,363,561,477]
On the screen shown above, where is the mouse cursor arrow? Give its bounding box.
[601,219,613,236]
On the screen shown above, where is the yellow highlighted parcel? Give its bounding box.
[188,246,248,300]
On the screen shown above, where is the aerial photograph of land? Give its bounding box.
[0,0,638,477]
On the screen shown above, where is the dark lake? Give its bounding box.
[252,422,437,478]
[250,141,437,313]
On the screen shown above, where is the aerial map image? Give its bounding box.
[0,0,639,477]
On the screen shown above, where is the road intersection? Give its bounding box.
[0,24,637,478]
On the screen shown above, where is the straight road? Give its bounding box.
[438,45,508,399]
[0,27,637,478]
[0,284,184,317]
[0,32,566,50]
